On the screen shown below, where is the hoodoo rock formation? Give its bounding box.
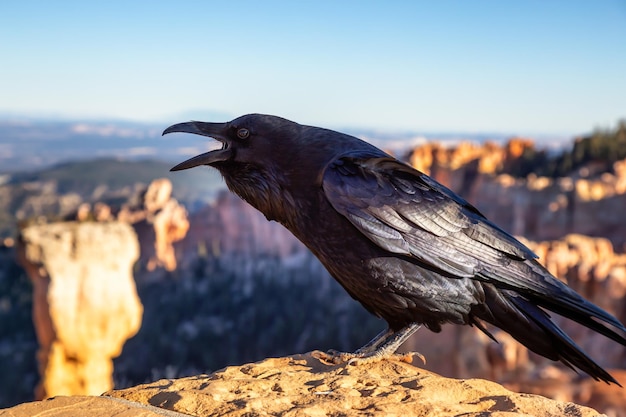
[112,178,190,272]
[17,222,143,399]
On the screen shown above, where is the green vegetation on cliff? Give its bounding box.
[509,120,626,178]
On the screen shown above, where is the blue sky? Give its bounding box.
[1,1,625,135]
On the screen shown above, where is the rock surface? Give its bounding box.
[1,353,603,417]
[17,222,143,400]
[0,396,184,417]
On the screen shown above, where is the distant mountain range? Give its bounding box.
[0,118,209,172]
[0,115,572,173]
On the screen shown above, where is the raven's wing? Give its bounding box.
[322,153,535,278]
[322,153,626,339]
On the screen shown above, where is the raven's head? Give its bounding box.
[164,113,347,222]
[163,113,303,172]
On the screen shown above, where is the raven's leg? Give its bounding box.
[353,327,395,355]
[349,323,423,364]
[358,323,421,357]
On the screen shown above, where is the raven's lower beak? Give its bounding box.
[163,121,232,171]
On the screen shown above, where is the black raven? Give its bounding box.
[164,114,626,384]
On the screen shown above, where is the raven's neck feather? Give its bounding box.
[221,163,304,226]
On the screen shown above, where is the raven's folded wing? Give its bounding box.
[322,153,535,277]
[322,152,626,338]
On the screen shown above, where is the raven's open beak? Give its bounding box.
[163,121,232,171]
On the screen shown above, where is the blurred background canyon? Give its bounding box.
[1,119,626,415]
[3,2,625,415]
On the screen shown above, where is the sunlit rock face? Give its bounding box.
[407,141,626,247]
[17,222,143,399]
[127,178,190,272]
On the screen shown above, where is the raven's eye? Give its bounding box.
[237,128,250,139]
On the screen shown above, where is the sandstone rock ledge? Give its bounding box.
[2,353,604,417]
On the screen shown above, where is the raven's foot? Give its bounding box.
[348,351,425,365]
[311,349,355,364]
[313,323,425,365]
[312,349,424,365]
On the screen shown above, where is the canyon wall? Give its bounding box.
[406,140,626,248]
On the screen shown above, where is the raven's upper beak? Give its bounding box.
[163,121,232,171]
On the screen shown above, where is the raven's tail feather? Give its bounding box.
[523,261,626,347]
[473,283,622,385]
